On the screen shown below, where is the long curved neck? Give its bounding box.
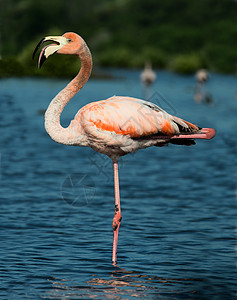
[44,43,92,145]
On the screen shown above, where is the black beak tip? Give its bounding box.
[38,54,47,69]
[32,37,45,60]
[32,49,37,60]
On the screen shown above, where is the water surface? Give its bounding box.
[0,70,236,299]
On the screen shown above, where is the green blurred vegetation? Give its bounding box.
[0,0,236,77]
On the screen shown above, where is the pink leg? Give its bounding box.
[112,161,122,265]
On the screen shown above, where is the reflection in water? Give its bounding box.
[45,266,204,299]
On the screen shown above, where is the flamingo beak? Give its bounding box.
[33,36,69,68]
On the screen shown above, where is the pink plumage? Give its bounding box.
[33,32,215,264]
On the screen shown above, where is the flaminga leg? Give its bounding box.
[112,161,122,264]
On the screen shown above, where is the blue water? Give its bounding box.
[0,70,236,299]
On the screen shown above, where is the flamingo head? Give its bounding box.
[33,32,84,68]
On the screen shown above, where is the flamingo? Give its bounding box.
[196,69,209,83]
[140,61,156,99]
[194,69,213,104]
[141,61,156,87]
[33,32,216,264]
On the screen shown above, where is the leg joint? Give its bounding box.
[112,212,122,231]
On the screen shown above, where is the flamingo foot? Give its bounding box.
[170,128,216,140]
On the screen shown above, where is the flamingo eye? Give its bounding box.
[67,38,72,42]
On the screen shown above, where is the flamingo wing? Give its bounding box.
[77,96,199,139]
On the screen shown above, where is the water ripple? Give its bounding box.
[0,75,236,299]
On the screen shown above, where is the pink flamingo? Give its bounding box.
[33,32,215,264]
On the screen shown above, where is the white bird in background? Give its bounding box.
[196,69,209,83]
[194,69,213,104]
[141,61,156,99]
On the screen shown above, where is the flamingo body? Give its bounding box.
[33,32,215,264]
[70,96,200,161]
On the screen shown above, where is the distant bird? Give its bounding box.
[196,69,209,83]
[33,32,216,264]
[141,61,156,86]
[194,69,213,104]
[140,61,156,99]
